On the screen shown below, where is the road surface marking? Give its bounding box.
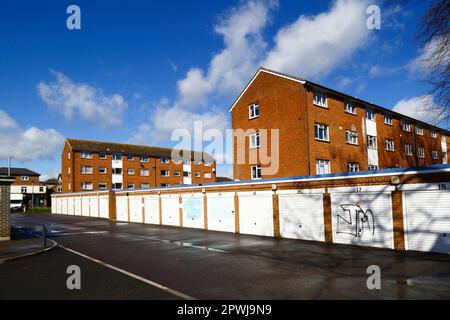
[58,244,196,300]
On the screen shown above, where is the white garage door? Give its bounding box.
[89,196,99,217]
[161,194,180,226]
[402,183,450,253]
[330,185,394,249]
[81,197,90,216]
[207,192,235,233]
[129,196,143,223]
[68,197,74,215]
[182,193,204,229]
[74,197,82,216]
[278,189,325,241]
[144,196,160,224]
[99,195,109,219]
[238,191,274,237]
[51,197,57,214]
[62,198,68,215]
[55,198,61,214]
[116,196,129,222]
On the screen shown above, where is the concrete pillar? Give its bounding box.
[0,177,15,241]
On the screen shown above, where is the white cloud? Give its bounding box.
[392,94,444,125]
[37,70,127,129]
[408,36,450,75]
[0,110,18,129]
[0,109,64,161]
[40,169,60,182]
[262,0,369,78]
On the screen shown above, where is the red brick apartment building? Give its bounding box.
[61,139,216,192]
[231,68,450,180]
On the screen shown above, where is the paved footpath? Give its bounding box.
[1,213,450,299]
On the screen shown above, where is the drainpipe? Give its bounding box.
[302,83,311,175]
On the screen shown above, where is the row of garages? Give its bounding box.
[52,183,450,254]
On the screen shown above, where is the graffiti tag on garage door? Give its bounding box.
[337,204,375,237]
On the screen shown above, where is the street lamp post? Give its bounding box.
[7,156,13,176]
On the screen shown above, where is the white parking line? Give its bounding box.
[58,244,196,300]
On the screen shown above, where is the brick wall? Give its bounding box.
[0,178,14,241]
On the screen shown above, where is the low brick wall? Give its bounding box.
[0,178,15,241]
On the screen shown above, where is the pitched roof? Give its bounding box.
[0,167,40,177]
[230,67,450,134]
[65,138,215,162]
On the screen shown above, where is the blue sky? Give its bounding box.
[0,0,439,179]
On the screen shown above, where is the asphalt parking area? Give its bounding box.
[4,213,450,299]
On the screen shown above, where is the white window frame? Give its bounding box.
[99,167,107,174]
[140,183,150,189]
[140,155,149,163]
[432,150,439,160]
[21,176,29,181]
[366,109,375,121]
[204,161,211,167]
[161,170,170,177]
[112,183,123,190]
[251,165,262,180]
[403,122,411,132]
[21,187,27,193]
[112,168,122,175]
[174,170,181,177]
[314,123,329,141]
[367,135,377,149]
[344,102,356,114]
[384,114,393,125]
[204,172,211,179]
[417,146,425,159]
[345,130,358,145]
[385,139,395,151]
[99,153,107,160]
[248,103,260,119]
[81,182,93,190]
[368,165,378,171]
[250,132,260,149]
[140,169,149,177]
[112,153,122,161]
[127,155,134,161]
[99,183,108,190]
[404,144,413,156]
[160,157,169,164]
[127,168,134,175]
[194,172,201,178]
[416,126,424,136]
[81,151,93,159]
[81,166,93,174]
[347,163,360,172]
[431,130,437,139]
[316,159,330,175]
[127,184,135,190]
[313,91,327,108]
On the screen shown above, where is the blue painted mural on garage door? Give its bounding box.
[182,197,204,229]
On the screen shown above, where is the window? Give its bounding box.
[251,165,262,179]
[417,146,425,159]
[174,170,181,177]
[68,152,71,159]
[194,161,202,166]
[127,168,134,175]
[140,169,149,176]
[81,151,92,159]
[416,126,424,135]
[39,186,44,192]
[432,150,439,160]
[160,157,169,164]
[431,130,437,139]
[68,183,71,191]
[21,176,29,181]
[314,123,329,141]
[112,153,122,161]
[183,160,191,165]
[385,139,395,151]
[204,161,211,167]
[345,130,358,145]
[112,183,122,190]
[402,122,411,132]
[313,91,327,108]
[99,167,107,174]
[384,114,393,125]
[99,183,108,190]
[141,183,150,189]
[344,102,356,114]
[248,103,260,119]
[81,166,93,174]
[112,168,122,175]
[140,155,149,162]
[21,187,27,193]
[99,152,107,160]
[250,132,260,149]
[404,144,413,156]
[81,182,93,190]
[161,184,170,187]
[368,165,378,171]
[367,135,377,149]
[347,163,360,172]
[127,184,135,190]
[57,186,62,192]
[366,109,375,121]
[161,170,170,177]
[316,160,330,175]
[204,172,211,179]
[127,155,134,161]
[194,172,201,178]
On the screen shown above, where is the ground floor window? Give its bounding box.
[368,165,378,171]
[112,183,122,190]
[347,163,360,172]
[251,165,262,179]
[316,159,330,175]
